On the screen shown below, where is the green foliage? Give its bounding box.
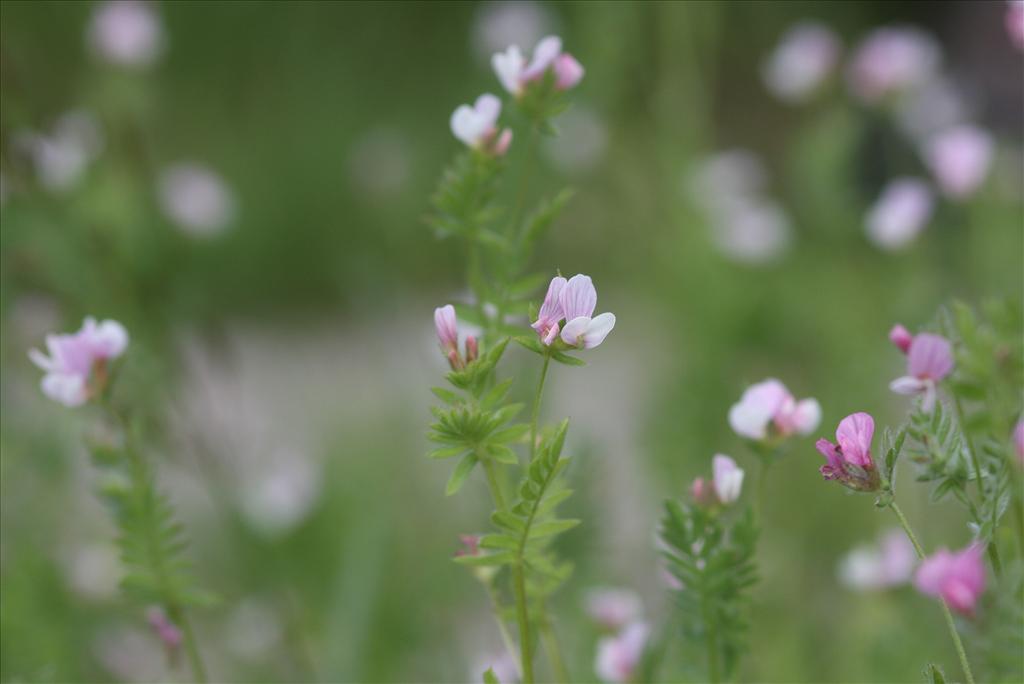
[974,562,1024,683]
[483,667,500,684]
[660,500,759,681]
[922,663,947,684]
[428,151,504,241]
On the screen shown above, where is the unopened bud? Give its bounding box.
[465,336,479,362]
[447,349,464,370]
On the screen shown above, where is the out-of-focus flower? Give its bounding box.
[816,412,880,491]
[472,1,555,62]
[1014,419,1024,465]
[347,127,412,198]
[712,198,792,264]
[865,178,934,251]
[688,150,766,207]
[435,305,459,355]
[838,529,916,590]
[29,317,128,407]
[1007,1,1024,50]
[889,333,953,413]
[493,35,583,96]
[889,324,914,354]
[19,111,104,192]
[762,22,841,103]
[224,598,283,662]
[88,1,164,68]
[531,276,566,345]
[595,622,649,683]
[585,588,642,631]
[923,125,994,200]
[559,274,616,350]
[712,454,744,504]
[728,378,821,441]
[239,448,320,538]
[896,77,970,143]
[146,607,182,652]
[454,534,481,558]
[914,543,986,616]
[847,27,939,103]
[158,163,236,236]
[65,543,121,600]
[450,94,512,155]
[544,106,608,174]
[473,651,520,684]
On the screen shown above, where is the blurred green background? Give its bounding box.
[1,1,1021,682]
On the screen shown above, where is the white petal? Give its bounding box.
[491,45,525,94]
[450,105,479,145]
[28,348,55,371]
[92,319,129,358]
[728,401,769,440]
[581,312,615,349]
[560,316,590,347]
[889,376,927,395]
[41,372,88,407]
[473,93,502,129]
[793,398,822,434]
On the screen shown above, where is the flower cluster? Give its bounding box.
[28,316,129,407]
[728,378,821,442]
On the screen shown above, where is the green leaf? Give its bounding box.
[529,519,580,538]
[488,444,520,465]
[431,386,462,405]
[489,423,530,444]
[483,667,500,684]
[446,453,478,496]
[479,534,519,550]
[428,445,467,460]
[491,511,526,533]
[481,378,514,410]
[453,550,516,566]
[923,663,946,684]
[551,352,585,367]
[514,335,545,355]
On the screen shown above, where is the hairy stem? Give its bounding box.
[529,353,552,463]
[890,502,975,684]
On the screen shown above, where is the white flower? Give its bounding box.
[712,454,744,504]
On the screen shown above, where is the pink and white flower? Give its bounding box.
[88,1,164,68]
[728,378,821,440]
[558,274,616,350]
[923,125,993,199]
[865,178,934,251]
[889,333,954,413]
[838,529,916,590]
[595,621,649,683]
[451,94,513,155]
[712,454,744,504]
[815,412,880,491]
[492,35,584,96]
[158,163,236,236]
[29,317,128,407]
[585,588,642,631]
[762,22,841,103]
[848,27,939,103]
[531,276,566,345]
[914,543,986,616]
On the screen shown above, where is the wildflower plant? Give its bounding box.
[426,35,594,684]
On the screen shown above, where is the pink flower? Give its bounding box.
[890,333,954,413]
[762,22,841,103]
[595,621,649,683]
[923,125,993,199]
[531,276,566,345]
[865,178,934,251]
[146,607,182,651]
[728,378,821,440]
[585,588,642,631]
[558,274,616,349]
[450,94,512,155]
[1007,1,1024,50]
[712,454,744,504]
[914,543,986,616]
[889,324,914,353]
[158,163,236,236]
[29,317,128,407]
[434,305,458,354]
[454,534,481,558]
[1013,419,1024,465]
[838,529,916,590]
[492,35,584,96]
[88,1,164,68]
[816,412,880,491]
[848,27,939,103]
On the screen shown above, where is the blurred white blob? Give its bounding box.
[688,149,767,209]
[838,529,916,590]
[472,651,519,684]
[64,543,121,600]
[88,1,164,68]
[239,447,320,538]
[923,125,994,200]
[847,27,939,103]
[896,77,970,143]
[94,624,165,681]
[865,178,934,251]
[225,598,283,661]
[18,111,104,192]
[585,587,643,631]
[471,1,556,61]
[762,22,841,103]
[544,106,608,174]
[347,127,412,199]
[158,163,236,236]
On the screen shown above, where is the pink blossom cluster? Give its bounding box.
[531,274,616,350]
[728,378,821,441]
[594,620,648,683]
[29,317,129,407]
[915,543,987,616]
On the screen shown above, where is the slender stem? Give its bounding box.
[168,607,208,683]
[703,596,720,684]
[952,396,1003,577]
[481,456,507,512]
[538,604,569,683]
[529,354,552,463]
[890,502,975,684]
[513,563,534,684]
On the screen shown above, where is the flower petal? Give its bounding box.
[907,333,953,381]
[560,316,590,347]
[890,375,927,395]
[522,35,562,80]
[559,274,597,320]
[836,412,874,467]
[580,312,615,349]
[492,45,525,95]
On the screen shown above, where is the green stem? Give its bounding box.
[529,354,552,463]
[513,563,534,684]
[704,596,720,684]
[952,396,1003,577]
[890,502,975,684]
[168,606,208,683]
[538,604,569,683]
[481,456,507,512]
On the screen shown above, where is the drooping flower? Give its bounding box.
[728,378,821,441]
[762,22,841,103]
[815,412,880,491]
[847,26,939,103]
[492,35,584,96]
[889,333,953,413]
[837,529,916,590]
[88,0,164,68]
[158,163,236,236]
[450,94,513,155]
[914,543,986,616]
[712,454,744,504]
[923,125,993,200]
[29,317,129,407]
[865,178,934,251]
[595,621,649,683]
[531,276,566,345]
[585,588,642,631]
[558,274,616,350]
[889,324,914,353]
